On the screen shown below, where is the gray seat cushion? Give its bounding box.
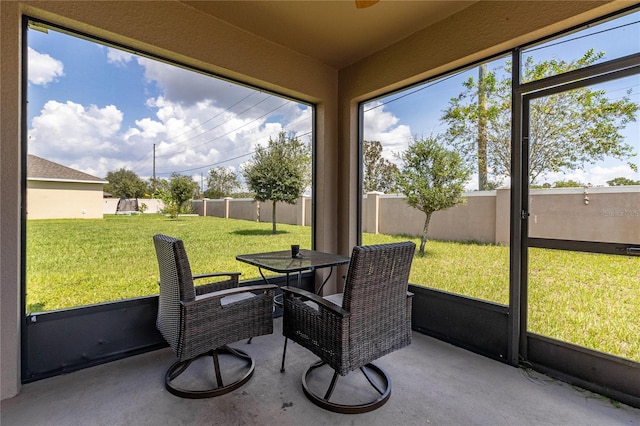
[304,292,344,311]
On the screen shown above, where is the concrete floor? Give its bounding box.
[2,318,640,426]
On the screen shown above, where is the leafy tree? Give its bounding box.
[104,168,147,198]
[243,131,311,234]
[395,136,471,255]
[363,140,399,193]
[158,173,198,218]
[204,167,240,199]
[442,49,638,189]
[607,177,640,186]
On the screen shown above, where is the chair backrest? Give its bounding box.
[153,234,196,351]
[342,241,415,368]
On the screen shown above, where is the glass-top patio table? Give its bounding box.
[236,249,350,296]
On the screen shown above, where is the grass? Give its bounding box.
[26,214,639,362]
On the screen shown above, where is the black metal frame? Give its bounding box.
[22,275,307,383]
[164,346,255,399]
[301,360,391,414]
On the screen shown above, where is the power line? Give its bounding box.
[157,125,313,176]
[154,94,272,159]
[366,19,640,113]
[160,90,260,144]
[127,93,281,172]
[160,100,291,163]
[160,151,257,175]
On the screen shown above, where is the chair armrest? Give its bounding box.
[193,272,241,281]
[188,284,277,304]
[193,272,241,295]
[281,286,351,318]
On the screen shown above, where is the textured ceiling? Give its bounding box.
[181,1,477,69]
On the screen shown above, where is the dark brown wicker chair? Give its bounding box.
[281,241,415,413]
[153,234,277,399]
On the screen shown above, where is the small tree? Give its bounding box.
[104,168,147,198]
[162,173,198,218]
[204,167,240,199]
[363,140,399,193]
[396,136,471,255]
[243,131,311,234]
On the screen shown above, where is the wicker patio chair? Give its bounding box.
[281,241,415,413]
[153,234,277,399]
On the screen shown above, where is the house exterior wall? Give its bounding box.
[27,181,104,219]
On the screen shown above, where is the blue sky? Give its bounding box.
[27,10,639,190]
[27,27,312,188]
[363,10,640,189]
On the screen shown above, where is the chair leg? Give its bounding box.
[280,337,288,373]
[301,361,392,414]
[323,370,340,400]
[360,365,385,395]
[212,350,223,388]
[164,346,255,399]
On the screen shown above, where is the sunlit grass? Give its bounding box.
[26,215,311,312]
[363,233,510,303]
[528,249,640,362]
[27,215,639,361]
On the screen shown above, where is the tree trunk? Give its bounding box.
[272,200,277,234]
[477,63,488,191]
[420,212,432,255]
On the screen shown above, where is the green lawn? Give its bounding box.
[26,214,639,362]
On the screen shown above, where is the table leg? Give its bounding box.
[281,337,288,372]
[315,266,335,295]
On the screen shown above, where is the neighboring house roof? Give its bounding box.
[27,155,107,184]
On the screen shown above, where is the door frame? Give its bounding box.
[517,53,640,359]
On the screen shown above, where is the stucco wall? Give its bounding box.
[229,199,260,222]
[27,181,105,219]
[193,188,639,246]
[195,197,312,226]
[374,193,497,244]
[367,188,639,245]
[528,186,640,243]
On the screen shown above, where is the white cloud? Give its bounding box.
[106,48,135,65]
[28,46,312,182]
[27,47,64,85]
[134,117,165,138]
[363,103,412,163]
[538,164,639,187]
[124,94,310,180]
[29,100,124,177]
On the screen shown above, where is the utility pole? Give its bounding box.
[152,143,156,192]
